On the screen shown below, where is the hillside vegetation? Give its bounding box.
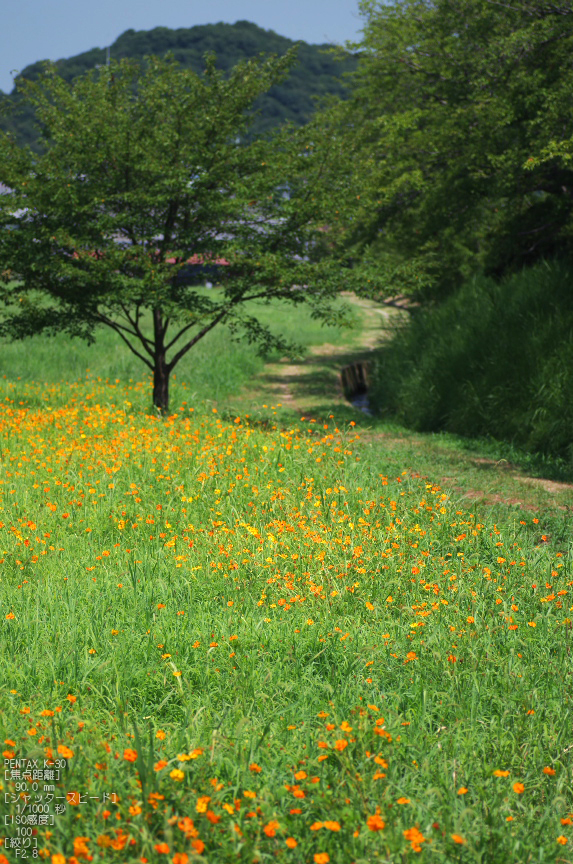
[338,1,573,458]
[0,20,357,149]
[370,259,573,461]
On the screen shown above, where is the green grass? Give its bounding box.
[0,292,357,411]
[0,296,572,863]
[0,383,572,864]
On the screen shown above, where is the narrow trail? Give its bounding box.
[240,293,401,416]
[233,293,573,514]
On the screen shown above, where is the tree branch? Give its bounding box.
[119,303,154,356]
[93,312,154,369]
[164,318,199,352]
[164,282,307,355]
[167,306,233,371]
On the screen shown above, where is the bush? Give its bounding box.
[370,258,573,457]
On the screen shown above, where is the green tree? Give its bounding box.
[0,54,356,412]
[341,0,573,300]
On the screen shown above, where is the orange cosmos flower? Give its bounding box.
[285,838,298,848]
[66,792,82,806]
[177,817,196,834]
[263,820,280,837]
[543,766,556,775]
[73,837,90,857]
[249,763,262,773]
[451,834,466,845]
[173,855,189,864]
[403,828,425,844]
[314,855,329,864]
[196,796,211,813]
[557,836,568,845]
[334,739,348,751]
[57,745,74,759]
[513,782,525,794]
[123,748,138,762]
[154,842,169,853]
[367,814,385,831]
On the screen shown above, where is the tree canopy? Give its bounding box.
[0,53,358,412]
[340,0,573,301]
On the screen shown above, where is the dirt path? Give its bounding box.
[238,294,402,416]
[232,293,573,514]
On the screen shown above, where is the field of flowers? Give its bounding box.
[0,377,572,864]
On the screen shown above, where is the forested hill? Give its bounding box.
[0,20,357,148]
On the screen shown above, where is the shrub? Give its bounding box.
[370,258,573,457]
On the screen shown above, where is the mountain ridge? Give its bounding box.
[0,20,357,148]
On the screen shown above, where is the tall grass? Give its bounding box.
[370,258,573,458]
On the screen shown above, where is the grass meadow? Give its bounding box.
[0,305,572,864]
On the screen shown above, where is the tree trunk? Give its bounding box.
[153,352,170,413]
[153,309,170,413]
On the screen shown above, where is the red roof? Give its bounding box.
[166,254,229,266]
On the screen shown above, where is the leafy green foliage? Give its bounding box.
[0,20,357,149]
[0,55,359,411]
[370,258,573,457]
[340,0,573,300]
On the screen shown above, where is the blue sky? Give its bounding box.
[1,0,366,94]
